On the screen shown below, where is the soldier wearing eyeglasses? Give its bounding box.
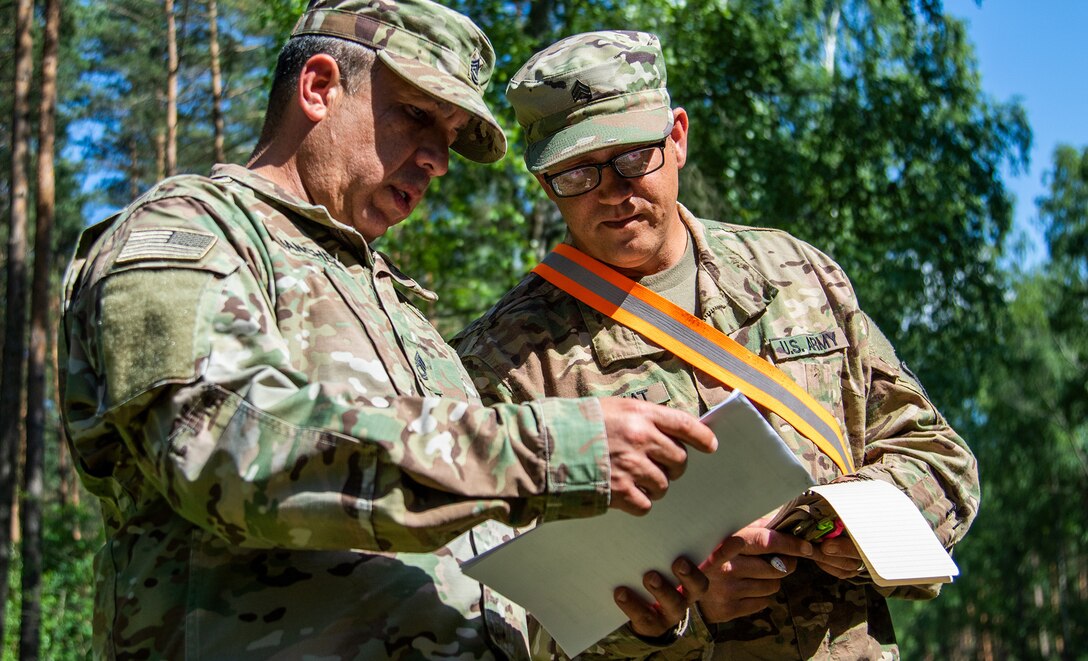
[59,10,734,658]
[454,30,979,660]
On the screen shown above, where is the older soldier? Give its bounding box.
[59,7,720,659]
[454,31,980,660]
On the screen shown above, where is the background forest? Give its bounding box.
[0,0,1085,658]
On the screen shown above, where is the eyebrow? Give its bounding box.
[402,85,468,126]
[556,147,632,172]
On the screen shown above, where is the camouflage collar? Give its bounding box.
[211,164,365,239]
[678,203,776,326]
[578,204,776,367]
[210,164,438,301]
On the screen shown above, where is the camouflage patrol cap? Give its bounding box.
[507,30,672,172]
[292,0,506,163]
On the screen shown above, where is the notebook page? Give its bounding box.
[809,480,959,587]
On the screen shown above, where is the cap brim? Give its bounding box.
[525,106,673,173]
[379,51,507,163]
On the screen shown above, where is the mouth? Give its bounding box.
[390,184,423,217]
[601,213,641,229]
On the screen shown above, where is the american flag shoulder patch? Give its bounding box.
[116,229,217,264]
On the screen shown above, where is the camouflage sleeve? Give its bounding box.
[63,201,609,554]
[458,321,716,658]
[851,312,981,598]
[458,351,521,405]
[527,607,713,660]
[576,608,715,660]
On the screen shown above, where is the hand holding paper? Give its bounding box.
[771,480,959,587]
[462,393,959,656]
[461,392,815,657]
[697,522,815,623]
[613,555,710,638]
[598,397,719,515]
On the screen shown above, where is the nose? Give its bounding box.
[594,166,633,204]
[416,129,451,177]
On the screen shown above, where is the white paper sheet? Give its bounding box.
[461,391,816,657]
[808,480,959,586]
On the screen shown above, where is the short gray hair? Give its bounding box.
[253,35,377,153]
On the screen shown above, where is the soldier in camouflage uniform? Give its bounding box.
[59,8,723,659]
[453,31,981,660]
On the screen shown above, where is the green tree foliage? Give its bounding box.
[661,1,1029,413]
[3,1,1077,657]
[73,0,273,208]
[3,505,101,659]
[376,0,1035,387]
[892,145,1088,659]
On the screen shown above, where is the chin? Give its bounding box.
[354,215,397,242]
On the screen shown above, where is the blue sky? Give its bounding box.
[944,0,1088,265]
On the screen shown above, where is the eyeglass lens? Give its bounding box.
[550,143,665,197]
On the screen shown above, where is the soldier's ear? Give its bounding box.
[669,107,689,170]
[298,54,342,123]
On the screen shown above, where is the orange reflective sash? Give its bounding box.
[533,243,855,475]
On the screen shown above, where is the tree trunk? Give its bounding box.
[526,0,559,45]
[165,0,179,175]
[20,0,61,657]
[156,128,166,182]
[52,290,77,521]
[130,137,144,199]
[209,0,226,162]
[53,293,79,534]
[0,0,35,646]
[53,306,78,519]
[822,3,840,75]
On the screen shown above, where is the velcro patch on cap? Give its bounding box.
[768,328,849,361]
[117,229,216,264]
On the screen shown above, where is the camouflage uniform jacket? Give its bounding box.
[453,205,980,661]
[59,164,615,660]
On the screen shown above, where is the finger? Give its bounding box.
[703,535,746,569]
[611,480,654,516]
[671,556,709,602]
[614,586,669,638]
[647,405,717,454]
[720,555,796,580]
[696,592,776,624]
[819,537,861,560]
[642,431,689,480]
[725,576,784,599]
[643,571,688,624]
[811,539,864,575]
[634,461,671,501]
[811,553,863,573]
[733,526,814,558]
[811,559,865,580]
[812,558,862,575]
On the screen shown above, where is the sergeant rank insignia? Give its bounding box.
[414,351,430,381]
[469,49,482,86]
[571,80,592,103]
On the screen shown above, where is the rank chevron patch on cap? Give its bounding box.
[469,49,482,86]
[570,80,592,102]
[117,228,217,263]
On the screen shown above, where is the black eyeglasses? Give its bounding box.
[543,140,667,198]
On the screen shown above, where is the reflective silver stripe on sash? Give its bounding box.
[542,250,851,467]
